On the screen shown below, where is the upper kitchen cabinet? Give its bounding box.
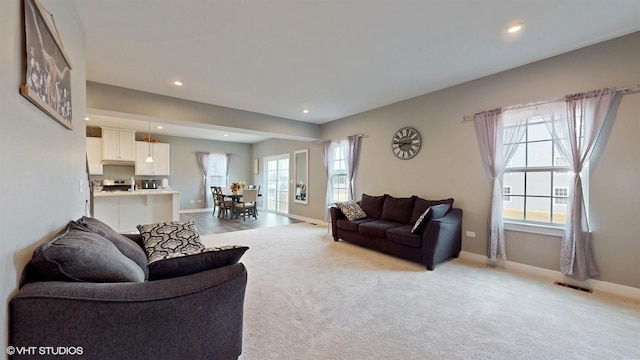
[86,137,103,175]
[102,127,135,163]
[135,141,170,176]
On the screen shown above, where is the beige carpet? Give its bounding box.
[200,223,640,360]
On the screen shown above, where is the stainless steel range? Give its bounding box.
[101,179,133,192]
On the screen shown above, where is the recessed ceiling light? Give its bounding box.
[157,125,163,130]
[302,109,309,114]
[173,81,183,86]
[506,21,525,34]
[224,134,228,137]
[84,117,90,121]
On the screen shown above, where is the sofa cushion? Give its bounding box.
[359,194,386,219]
[386,225,422,248]
[335,200,367,221]
[137,221,205,264]
[380,195,415,224]
[359,220,403,238]
[148,245,249,280]
[30,221,145,282]
[410,197,454,224]
[76,216,148,276]
[336,217,374,232]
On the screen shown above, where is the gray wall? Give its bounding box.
[0,0,86,346]
[318,32,640,288]
[87,82,321,141]
[251,139,321,220]
[155,134,252,210]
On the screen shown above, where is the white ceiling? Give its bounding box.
[76,0,640,141]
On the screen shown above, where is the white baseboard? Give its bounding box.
[459,251,640,300]
[287,214,327,226]
[180,208,213,214]
[179,207,327,228]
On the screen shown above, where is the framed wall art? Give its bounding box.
[20,0,73,130]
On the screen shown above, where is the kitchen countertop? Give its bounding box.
[94,189,180,197]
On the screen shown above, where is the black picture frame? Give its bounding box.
[20,0,73,130]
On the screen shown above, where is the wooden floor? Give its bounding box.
[180,209,302,236]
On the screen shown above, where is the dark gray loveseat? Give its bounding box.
[9,218,248,360]
[330,194,462,270]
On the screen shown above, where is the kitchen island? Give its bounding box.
[93,189,180,233]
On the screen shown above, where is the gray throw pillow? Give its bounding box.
[30,221,145,282]
[430,203,452,219]
[335,200,367,221]
[76,216,148,276]
[137,221,205,264]
[148,245,249,280]
[410,197,454,224]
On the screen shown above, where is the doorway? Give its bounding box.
[264,154,290,214]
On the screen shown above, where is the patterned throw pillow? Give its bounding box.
[136,221,205,264]
[335,200,367,221]
[411,207,431,234]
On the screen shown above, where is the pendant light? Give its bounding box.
[145,120,154,163]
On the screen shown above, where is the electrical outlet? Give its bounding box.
[465,231,476,238]
[190,200,195,203]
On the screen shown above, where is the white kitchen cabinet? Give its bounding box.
[86,137,103,175]
[135,141,170,175]
[101,127,135,162]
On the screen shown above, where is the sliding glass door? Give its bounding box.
[264,154,289,214]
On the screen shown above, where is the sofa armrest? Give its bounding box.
[10,263,247,360]
[329,206,345,240]
[421,208,463,270]
[121,232,144,248]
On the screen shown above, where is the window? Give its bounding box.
[503,115,573,226]
[264,154,289,214]
[330,143,348,203]
[503,186,512,202]
[208,153,227,187]
[554,187,568,205]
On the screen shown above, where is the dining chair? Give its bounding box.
[212,186,233,218]
[233,189,258,220]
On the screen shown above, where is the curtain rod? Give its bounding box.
[461,85,639,123]
[316,133,366,145]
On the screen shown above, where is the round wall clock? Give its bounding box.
[392,127,421,160]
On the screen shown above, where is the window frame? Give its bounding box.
[502,115,587,236]
[207,153,228,187]
[329,141,349,204]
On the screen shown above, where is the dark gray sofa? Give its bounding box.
[9,219,248,360]
[330,194,462,270]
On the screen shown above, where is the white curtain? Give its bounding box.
[544,88,617,280]
[322,141,334,223]
[322,135,361,222]
[196,152,231,209]
[195,152,211,208]
[345,135,361,200]
[474,109,527,263]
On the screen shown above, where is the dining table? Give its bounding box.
[221,191,243,202]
